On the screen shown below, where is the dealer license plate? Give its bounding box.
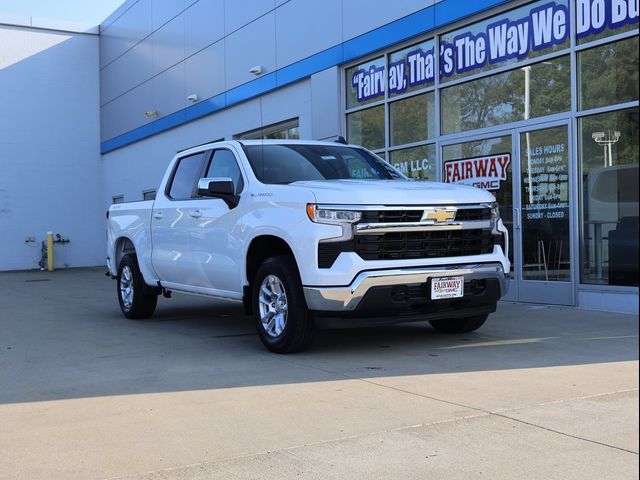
[431,276,464,300]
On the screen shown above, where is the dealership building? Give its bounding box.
[0,0,638,313]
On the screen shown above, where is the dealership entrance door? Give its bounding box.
[441,121,574,305]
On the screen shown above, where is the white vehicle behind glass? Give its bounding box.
[106,140,510,353]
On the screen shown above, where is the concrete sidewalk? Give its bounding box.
[0,268,638,479]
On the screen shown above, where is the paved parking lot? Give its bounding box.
[0,267,638,479]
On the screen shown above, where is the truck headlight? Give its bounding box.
[306,204,361,224]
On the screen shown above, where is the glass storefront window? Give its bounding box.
[346,105,385,151]
[576,0,639,44]
[345,56,385,109]
[579,107,639,286]
[442,135,514,273]
[389,144,436,179]
[388,39,435,97]
[342,0,640,303]
[441,55,571,135]
[389,92,435,146]
[236,119,300,140]
[520,125,571,281]
[440,0,570,82]
[579,36,640,110]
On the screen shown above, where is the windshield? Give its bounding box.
[242,144,406,184]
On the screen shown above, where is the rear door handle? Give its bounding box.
[189,209,202,218]
[153,211,163,220]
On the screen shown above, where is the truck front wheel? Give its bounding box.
[117,254,157,319]
[252,255,314,353]
[429,314,488,334]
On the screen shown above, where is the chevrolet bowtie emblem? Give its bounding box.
[422,208,456,223]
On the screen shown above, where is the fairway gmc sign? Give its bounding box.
[444,154,511,191]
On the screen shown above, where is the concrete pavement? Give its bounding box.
[0,267,637,479]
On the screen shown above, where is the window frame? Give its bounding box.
[203,148,246,195]
[164,150,211,201]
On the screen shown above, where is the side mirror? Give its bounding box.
[197,177,239,208]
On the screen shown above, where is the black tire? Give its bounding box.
[117,254,157,319]
[429,314,488,334]
[252,255,314,353]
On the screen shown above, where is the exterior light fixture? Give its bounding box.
[144,110,159,118]
[187,94,198,102]
[249,65,263,75]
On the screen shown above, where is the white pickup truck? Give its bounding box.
[107,140,509,353]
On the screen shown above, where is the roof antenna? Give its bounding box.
[335,136,348,145]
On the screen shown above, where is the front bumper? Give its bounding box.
[303,262,507,312]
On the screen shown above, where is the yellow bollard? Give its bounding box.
[47,231,54,272]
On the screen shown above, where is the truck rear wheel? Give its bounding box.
[117,254,157,319]
[429,314,488,334]
[252,255,314,353]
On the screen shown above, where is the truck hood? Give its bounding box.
[290,179,495,205]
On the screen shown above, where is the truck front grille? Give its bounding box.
[318,229,494,268]
[360,207,491,223]
[360,210,423,223]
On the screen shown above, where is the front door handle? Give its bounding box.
[514,208,520,230]
[189,209,202,219]
[153,211,163,220]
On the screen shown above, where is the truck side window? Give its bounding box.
[206,149,244,194]
[168,152,206,199]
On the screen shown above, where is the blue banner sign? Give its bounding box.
[440,1,569,77]
[350,0,638,104]
[576,0,639,38]
[351,46,436,102]
[351,64,386,103]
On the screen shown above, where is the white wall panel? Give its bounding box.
[311,66,341,140]
[224,12,276,90]
[101,0,152,66]
[185,40,225,103]
[152,0,186,30]
[152,14,185,75]
[224,0,274,34]
[275,0,342,68]
[0,26,103,270]
[101,82,153,139]
[184,0,225,57]
[152,62,186,116]
[342,0,435,41]
[101,37,153,104]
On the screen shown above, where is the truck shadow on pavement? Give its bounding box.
[0,268,638,404]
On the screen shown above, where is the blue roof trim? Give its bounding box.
[342,7,436,62]
[101,0,514,154]
[435,0,511,28]
[276,45,343,88]
[225,72,277,106]
[185,93,226,123]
